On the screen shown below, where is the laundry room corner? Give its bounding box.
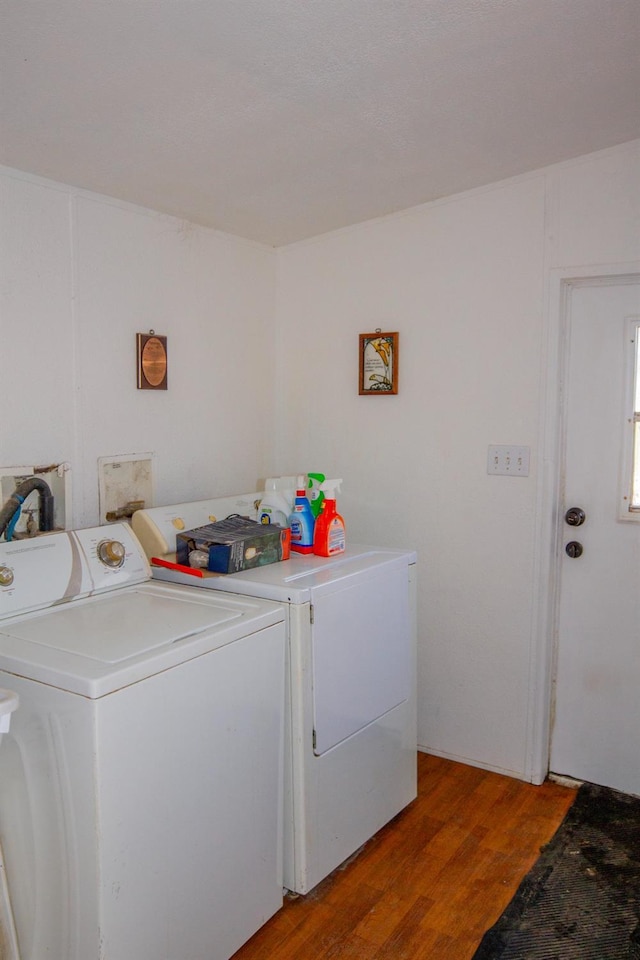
[0,166,280,529]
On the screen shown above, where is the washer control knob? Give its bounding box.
[97,539,126,568]
[0,566,14,586]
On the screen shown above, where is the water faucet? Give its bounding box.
[0,477,55,540]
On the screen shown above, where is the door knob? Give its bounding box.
[565,541,583,559]
[565,507,586,526]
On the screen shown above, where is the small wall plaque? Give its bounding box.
[137,332,167,390]
[359,331,399,395]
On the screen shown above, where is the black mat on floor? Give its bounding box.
[472,782,640,960]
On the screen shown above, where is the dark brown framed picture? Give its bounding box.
[137,333,168,390]
[359,331,399,395]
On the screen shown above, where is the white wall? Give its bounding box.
[275,140,640,779]
[0,168,277,528]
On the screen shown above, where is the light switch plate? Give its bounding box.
[487,445,530,477]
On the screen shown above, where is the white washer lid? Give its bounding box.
[0,582,284,698]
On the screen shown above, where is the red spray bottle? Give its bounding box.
[312,479,345,556]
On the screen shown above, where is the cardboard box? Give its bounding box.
[176,517,290,574]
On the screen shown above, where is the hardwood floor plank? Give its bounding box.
[368,896,438,960]
[354,890,436,948]
[231,753,576,960]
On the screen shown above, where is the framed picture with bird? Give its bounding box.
[359,331,399,395]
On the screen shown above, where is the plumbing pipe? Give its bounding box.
[0,478,54,539]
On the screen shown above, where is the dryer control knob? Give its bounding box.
[0,566,14,586]
[97,539,126,568]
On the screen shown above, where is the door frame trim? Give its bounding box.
[526,261,640,784]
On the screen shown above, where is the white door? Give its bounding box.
[550,278,640,795]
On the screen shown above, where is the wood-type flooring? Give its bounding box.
[231,752,577,960]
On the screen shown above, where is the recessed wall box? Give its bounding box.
[0,462,72,537]
[98,454,154,524]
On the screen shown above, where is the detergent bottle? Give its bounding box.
[258,477,296,526]
[313,480,345,556]
[289,476,315,553]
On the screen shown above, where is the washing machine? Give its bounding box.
[132,493,418,895]
[0,688,18,744]
[0,689,19,958]
[0,523,286,960]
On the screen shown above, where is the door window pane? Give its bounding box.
[631,322,640,511]
[633,423,640,510]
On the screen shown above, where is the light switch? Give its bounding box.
[487,445,530,477]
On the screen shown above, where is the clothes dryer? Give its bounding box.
[133,495,417,894]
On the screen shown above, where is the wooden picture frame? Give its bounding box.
[137,332,168,390]
[359,331,399,395]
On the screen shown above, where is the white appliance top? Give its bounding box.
[0,524,284,697]
[149,545,416,603]
[132,496,416,603]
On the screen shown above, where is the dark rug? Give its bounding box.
[472,782,640,960]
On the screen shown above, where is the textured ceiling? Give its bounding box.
[1,0,639,246]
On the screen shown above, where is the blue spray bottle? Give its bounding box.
[289,475,315,554]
